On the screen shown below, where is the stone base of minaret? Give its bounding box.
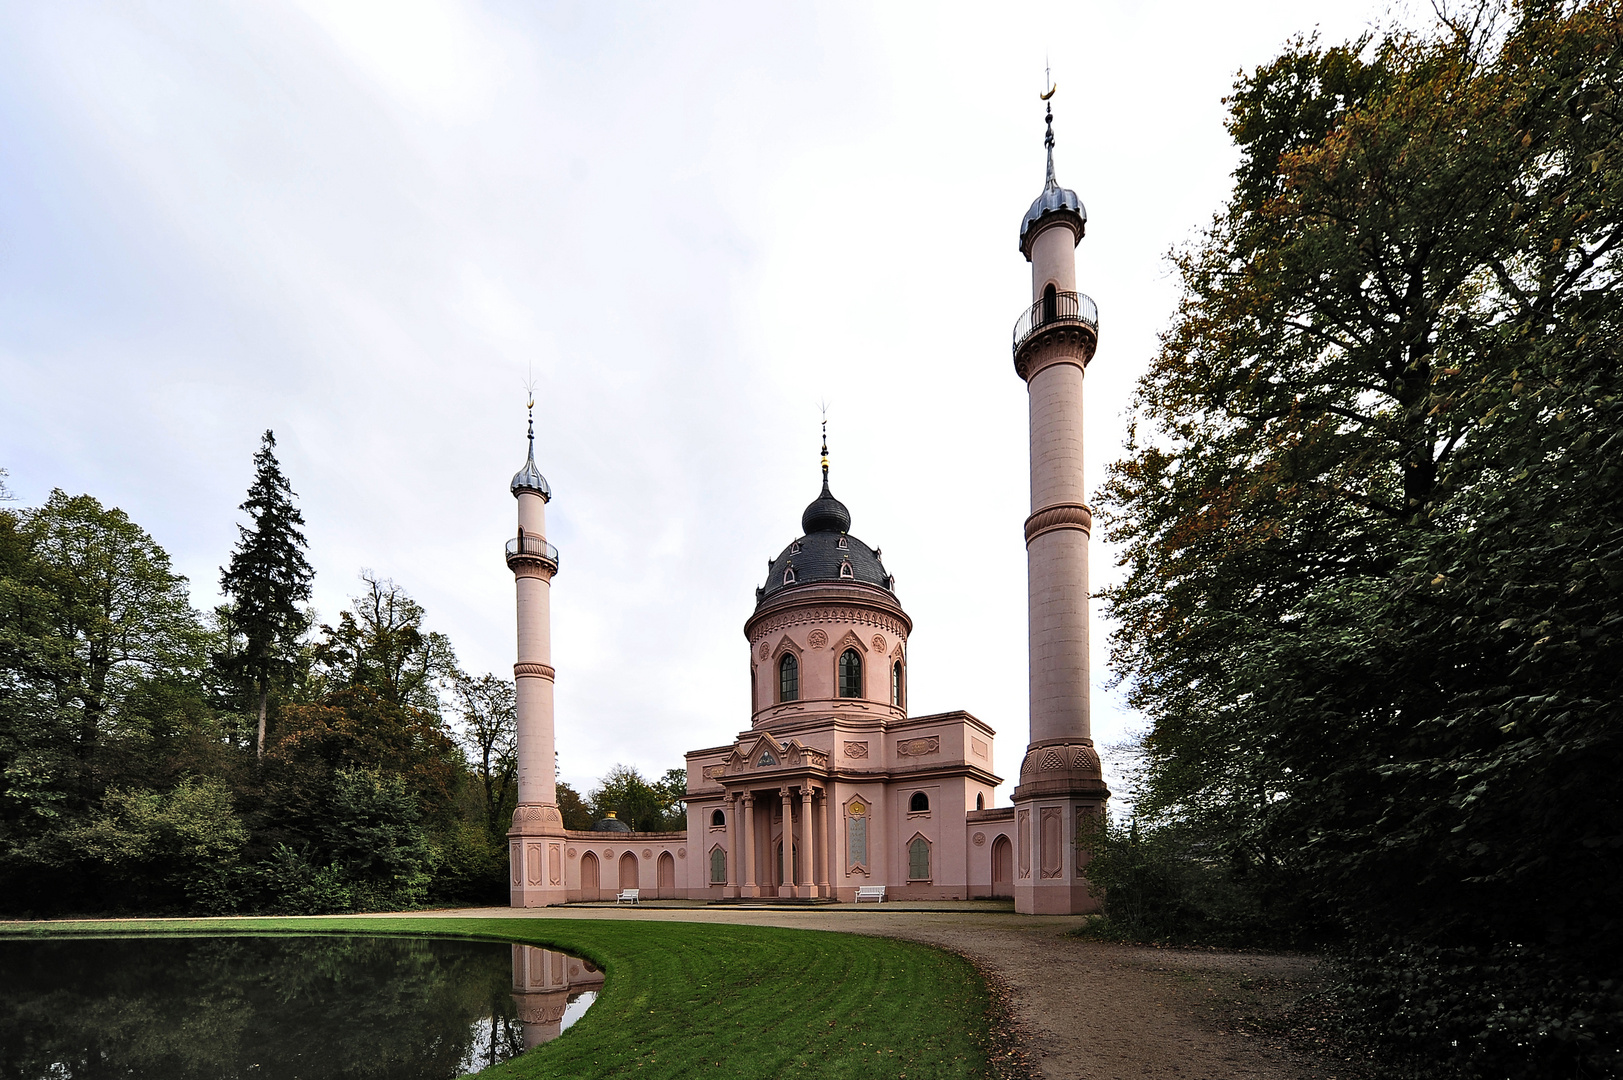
[1010,739,1110,915]
[508,804,571,908]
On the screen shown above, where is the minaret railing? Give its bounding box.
[1011,290,1099,356]
[505,534,560,571]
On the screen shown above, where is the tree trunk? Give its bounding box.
[256,681,269,760]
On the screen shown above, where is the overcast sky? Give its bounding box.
[0,0,1415,802]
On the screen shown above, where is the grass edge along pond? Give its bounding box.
[0,916,999,1079]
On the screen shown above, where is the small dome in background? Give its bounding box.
[592,813,632,833]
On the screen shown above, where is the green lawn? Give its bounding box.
[0,916,998,1079]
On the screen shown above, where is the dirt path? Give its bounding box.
[399,904,1336,1080]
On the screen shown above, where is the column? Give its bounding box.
[798,786,813,897]
[814,789,830,898]
[779,787,794,898]
[742,793,757,897]
[724,792,739,898]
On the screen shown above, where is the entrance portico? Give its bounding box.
[723,779,828,899]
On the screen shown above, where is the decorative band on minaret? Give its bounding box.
[1009,80,1109,916]
[506,399,569,907]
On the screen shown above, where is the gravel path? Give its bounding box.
[403,903,1333,1080]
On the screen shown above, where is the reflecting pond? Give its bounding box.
[0,935,601,1079]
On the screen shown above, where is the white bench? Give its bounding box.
[616,889,640,905]
[854,886,886,903]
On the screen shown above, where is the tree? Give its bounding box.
[3,492,206,798]
[450,673,516,838]
[309,573,456,715]
[555,781,593,831]
[1100,3,1622,1074]
[218,431,314,759]
[588,764,687,832]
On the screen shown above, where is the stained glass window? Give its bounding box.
[838,649,862,698]
[779,653,799,702]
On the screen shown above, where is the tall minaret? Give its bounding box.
[506,398,568,907]
[1009,82,1109,915]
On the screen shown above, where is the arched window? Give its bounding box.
[779,653,799,702]
[909,791,929,813]
[908,836,931,881]
[891,661,904,708]
[976,793,985,811]
[838,560,854,579]
[836,535,848,549]
[710,808,725,828]
[838,649,862,698]
[710,846,727,884]
[783,566,796,585]
[1042,281,1058,323]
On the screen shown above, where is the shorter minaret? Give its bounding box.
[506,397,569,907]
[1009,80,1109,915]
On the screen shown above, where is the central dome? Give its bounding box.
[756,478,894,607]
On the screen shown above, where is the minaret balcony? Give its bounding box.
[505,534,560,573]
[1012,290,1099,368]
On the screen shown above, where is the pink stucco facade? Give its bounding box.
[505,100,1106,911]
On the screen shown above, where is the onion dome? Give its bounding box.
[756,425,895,607]
[1018,99,1086,259]
[801,480,851,534]
[510,408,552,501]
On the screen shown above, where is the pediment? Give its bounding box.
[722,732,829,773]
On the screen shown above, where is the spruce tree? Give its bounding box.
[219,431,314,759]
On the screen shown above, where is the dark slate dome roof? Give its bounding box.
[592,815,632,833]
[757,481,895,606]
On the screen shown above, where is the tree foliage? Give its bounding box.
[1099,3,1623,1075]
[588,764,688,832]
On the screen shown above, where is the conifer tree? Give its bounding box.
[219,431,314,759]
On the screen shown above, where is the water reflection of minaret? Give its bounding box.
[510,945,604,1048]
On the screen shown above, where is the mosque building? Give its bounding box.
[503,95,1107,914]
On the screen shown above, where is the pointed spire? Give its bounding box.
[510,392,552,501]
[1019,69,1087,258]
[802,409,850,534]
[1044,99,1057,189]
[820,411,830,487]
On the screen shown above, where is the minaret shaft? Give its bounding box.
[506,417,567,907]
[1010,93,1108,916]
[514,490,556,808]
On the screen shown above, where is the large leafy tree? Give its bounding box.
[450,673,517,839]
[309,572,457,714]
[218,431,314,759]
[1101,2,1622,1074]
